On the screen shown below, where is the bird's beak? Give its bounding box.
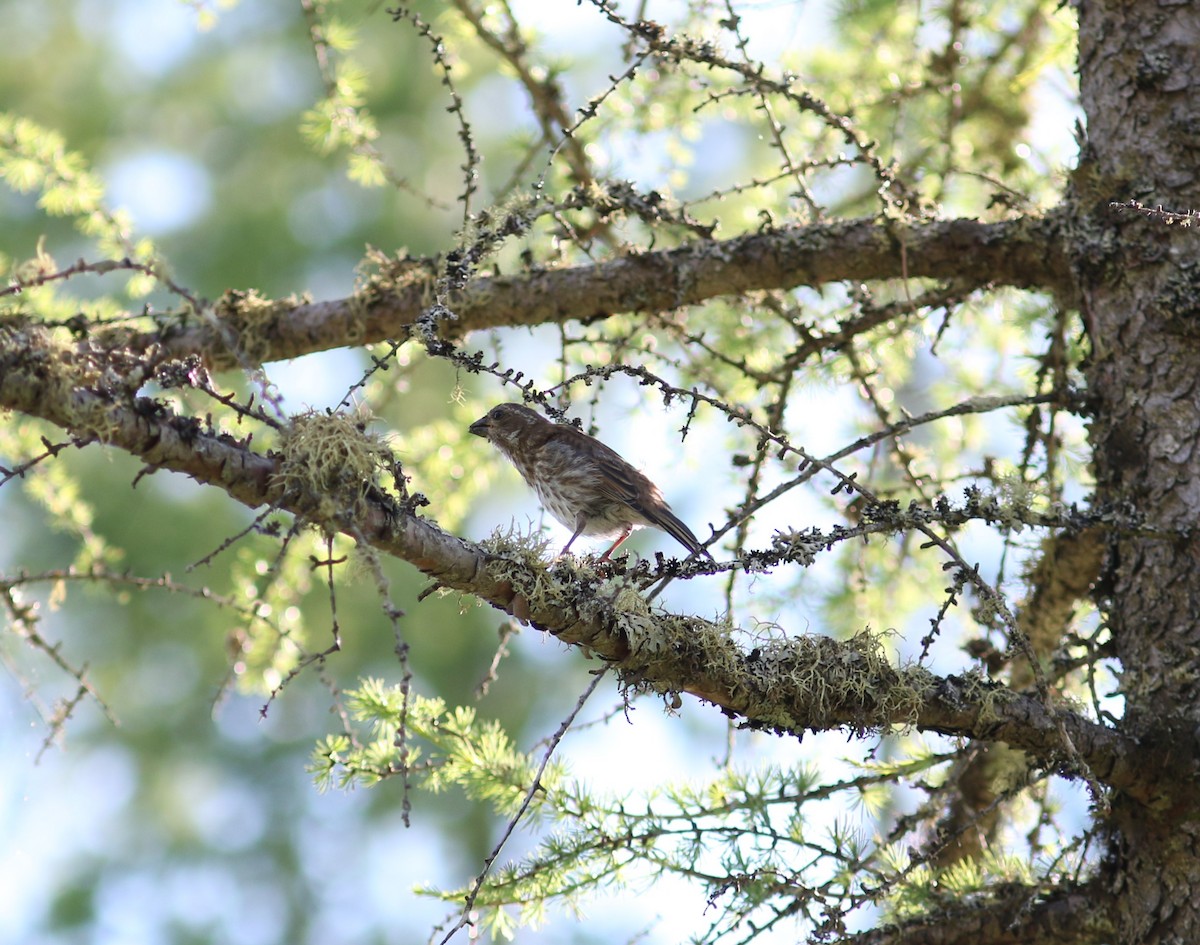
[468,417,489,438]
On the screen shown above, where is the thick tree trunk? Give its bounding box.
[1076,0,1200,939]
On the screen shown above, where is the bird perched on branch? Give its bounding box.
[469,403,709,560]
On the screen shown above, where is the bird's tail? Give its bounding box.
[650,505,711,559]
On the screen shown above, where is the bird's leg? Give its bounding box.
[598,523,634,561]
[560,516,589,556]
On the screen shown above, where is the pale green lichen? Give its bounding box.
[271,408,395,527]
[733,629,936,733]
[213,289,310,366]
[472,531,939,738]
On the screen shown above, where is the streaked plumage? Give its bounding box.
[469,403,707,559]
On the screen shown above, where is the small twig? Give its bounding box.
[439,667,609,944]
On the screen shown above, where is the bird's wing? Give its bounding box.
[585,437,706,555]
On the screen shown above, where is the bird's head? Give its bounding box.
[469,403,548,450]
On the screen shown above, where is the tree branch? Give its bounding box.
[120,212,1071,370]
[3,323,1160,808]
[843,881,1111,945]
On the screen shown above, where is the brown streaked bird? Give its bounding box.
[469,403,708,560]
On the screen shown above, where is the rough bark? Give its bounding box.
[1075,0,1200,940]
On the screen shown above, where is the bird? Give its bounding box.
[469,402,708,560]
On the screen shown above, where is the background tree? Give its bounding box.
[1,0,1194,943]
